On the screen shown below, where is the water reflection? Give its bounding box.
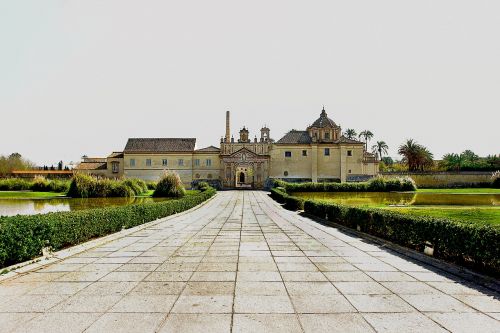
[0,197,170,217]
[293,192,500,207]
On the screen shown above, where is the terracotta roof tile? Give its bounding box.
[276,130,312,144]
[75,162,107,170]
[124,138,196,153]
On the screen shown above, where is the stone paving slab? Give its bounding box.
[0,191,499,332]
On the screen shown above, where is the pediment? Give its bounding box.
[223,148,268,162]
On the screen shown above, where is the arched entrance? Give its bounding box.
[239,172,245,183]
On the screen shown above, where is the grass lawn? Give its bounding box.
[0,191,66,199]
[386,206,500,228]
[416,188,500,194]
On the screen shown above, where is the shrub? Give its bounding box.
[154,172,186,198]
[67,174,149,198]
[194,181,209,192]
[146,181,157,190]
[30,176,50,192]
[67,173,97,198]
[0,187,216,268]
[492,171,500,189]
[122,179,147,196]
[298,199,500,277]
[0,178,32,191]
[272,177,417,193]
[270,187,305,210]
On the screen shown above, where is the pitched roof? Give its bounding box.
[276,130,312,144]
[195,145,221,153]
[82,157,106,163]
[124,138,196,153]
[107,152,124,158]
[308,108,339,129]
[75,162,107,170]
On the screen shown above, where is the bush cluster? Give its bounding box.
[195,181,211,192]
[0,177,70,192]
[153,172,186,198]
[273,176,417,193]
[0,187,216,268]
[67,174,148,198]
[145,181,157,190]
[270,187,305,211]
[302,199,500,277]
[492,171,500,189]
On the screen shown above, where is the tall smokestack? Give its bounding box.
[225,110,230,142]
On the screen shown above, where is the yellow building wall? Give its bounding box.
[191,152,222,181]
[123,153,194,184]
[269,145,312,179]
[269,144,373,182]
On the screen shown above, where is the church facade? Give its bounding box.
[76,108,378,188]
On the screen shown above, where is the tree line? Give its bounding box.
[342,129,498,172]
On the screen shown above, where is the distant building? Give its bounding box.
[75,108,378,188]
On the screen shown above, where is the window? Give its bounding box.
[206,159,212,167]
[207,173,213,179]
[324,132,330,140]
[348,169,352,174]
[302,150,307,156]
[284,171,289,176]
[285,151,292,158]
[111,162,119,173]
[347,150,352,156]
[146,159,151,167]
[178,159,184,166]
[324,148,330,156]
[162,159,168,166]
[194,159,200,167]
[130,159,136,167]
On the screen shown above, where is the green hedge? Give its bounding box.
[0,188,216,268]
[0,178,70,192]
[273,176,417,192]
[270,187,305,211]
[67,174,148,198]
[299,199,500,277]
[269,185,500,276]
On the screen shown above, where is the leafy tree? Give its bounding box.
[461,150,479,163]
[0,153,35,176]
[381,156,394,166]
[441,153,463,171]
[358,130,374,151]
[344,128,357,140]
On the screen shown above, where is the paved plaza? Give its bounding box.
[0,191,499,332]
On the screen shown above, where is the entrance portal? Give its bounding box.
[239,172,245,183]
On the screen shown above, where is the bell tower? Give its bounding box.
[260,126,270,142]
[239,127,249,143]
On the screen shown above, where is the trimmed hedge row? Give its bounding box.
[302,200,500,276]
[270,187,305,211]
[0,188,216,268]
[273,176,417,192]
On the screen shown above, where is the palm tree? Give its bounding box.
[358,130,374,151]
[371,141,389,159]
[441,153,462,171]
[398,139,434,171]
[344,128,357,140]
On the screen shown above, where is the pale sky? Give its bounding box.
[1,0,499,167]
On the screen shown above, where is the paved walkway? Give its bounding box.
[0,191,499,332]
